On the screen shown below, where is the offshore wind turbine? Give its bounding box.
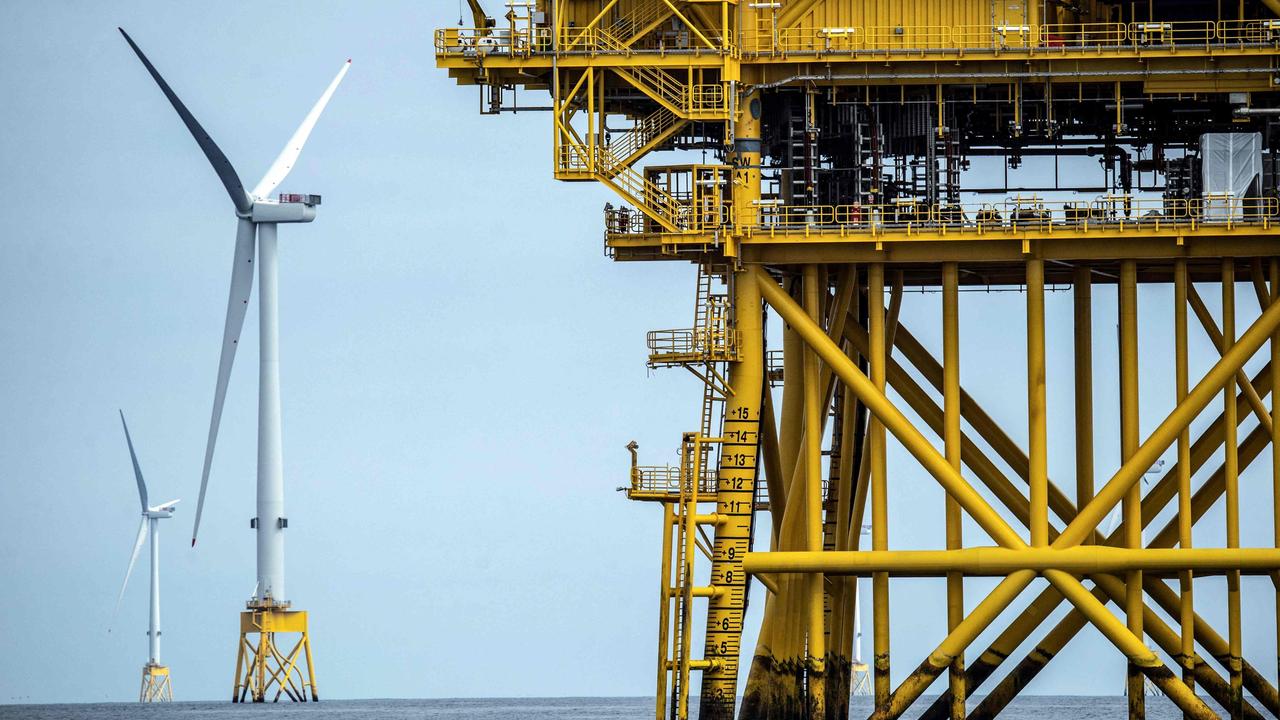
[118,27,348,703]
[113,411,179,703]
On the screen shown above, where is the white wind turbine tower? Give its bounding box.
[113,411,179,703]
[119,28,348,703]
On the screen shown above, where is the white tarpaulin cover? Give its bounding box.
[1200,132,1262,220]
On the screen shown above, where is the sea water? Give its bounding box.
[0,696,1238,719]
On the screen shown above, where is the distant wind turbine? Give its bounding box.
[113,411,178,703]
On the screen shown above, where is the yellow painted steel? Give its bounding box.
[1074,265,1094,515]
[1118,260,1144,717]
[1174,259,1197,699]
[1273,258,1280,695]
[698,273,764,720]
[1188,283,1275,433]
[868,263,890,711]
[873,571,1036,720]
[139,664,172,703]
[233,606,317,703]
[1043,569,1216,720]
[1223,259,1245,720]
[1057,294,1280,549]
[755,266,1028,551]
[435,5,1280,719]
[941,263,964,720]
[1027,259,1048,549]
[742,546,1280,575]
[654,502,674,720]
[801,266,825,719]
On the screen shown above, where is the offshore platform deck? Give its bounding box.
[438,2,1280,718]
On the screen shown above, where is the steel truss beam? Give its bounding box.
[749,263,1280,720]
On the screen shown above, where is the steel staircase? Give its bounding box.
[610,0,674,47]
[608,106,688,173]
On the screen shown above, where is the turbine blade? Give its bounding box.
[192,219,256,547]
[1104,506,1122,536]
[111,517,149,627]
[118,410,148,512]
[251,59,351,200]
[118,28,253,214]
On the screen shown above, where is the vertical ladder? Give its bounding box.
[784,96,813,205]
[665,433,706,720]
[695,265,729,476]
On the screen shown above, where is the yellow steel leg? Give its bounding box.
[702,269,766,720]
[235,605,317,703]
[232,634,246,702]
[1075,265,1094,511]
[303,631,317,702]
[868,263,890,711]
[1273,258,1280,694]
[655,502,675,720]
[677,436,699,720]
[1119,260,1144,719]
[1269,256,1280,691]
[802,265,825,719]
[1223,259,1244,720]
[1027,259,1048,549]
[942,262,965,720]
[1175,259,1197,709]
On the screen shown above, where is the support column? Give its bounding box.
[257,222,286,604]
[1272,257,1280,694]
[942,263,965,720]
[803,266,826,719]
[1175,259,1197,711]
[1074,265,1094,516]
[1119,259,1143,719]
[655,502,675,720]
[149,517,160,664]
[732,89,799,720]
[702,270,765,720]
[869,263,891,712]
[1223,260,1244,720]
[1027,259,1048,548]
[728,90,762,256]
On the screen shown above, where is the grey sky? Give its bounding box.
[1,1,1276,706]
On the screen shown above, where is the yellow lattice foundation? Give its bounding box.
[850,661,871,697]
[233,603,317,703]
[139,663,172,702]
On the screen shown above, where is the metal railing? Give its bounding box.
[736,19,1280,57]
[435,19,1280,59]
[603,196,1279,237]
[1219,19,1280,43]
[646,326,741,363]
[751,196,1278,232]
[629,464,719,498]
[434,27,551,57]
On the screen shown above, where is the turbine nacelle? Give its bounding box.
[144,499,181,519]
[248,198,318,224]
